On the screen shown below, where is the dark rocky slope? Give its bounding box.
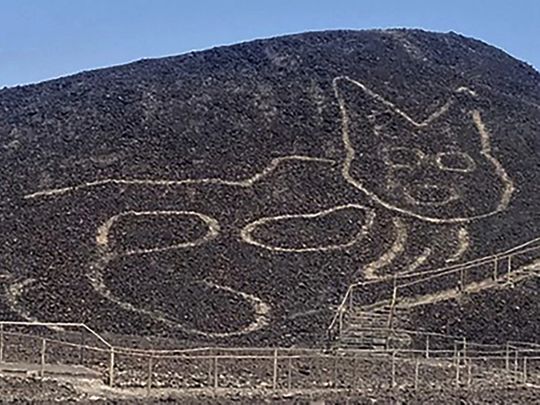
[0,29,538,347]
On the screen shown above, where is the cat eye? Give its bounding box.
[381,147,424,169]
[436,152,476,172]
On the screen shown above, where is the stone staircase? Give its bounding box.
[329,239,540,350]
[496,264,540,286]
[338,305,412,349]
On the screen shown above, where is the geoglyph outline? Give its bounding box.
[332,75,515,223]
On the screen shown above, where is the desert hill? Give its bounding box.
[0,29,538,347]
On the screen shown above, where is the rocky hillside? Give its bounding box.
[0,29,538,347]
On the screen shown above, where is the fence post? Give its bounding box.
[507,256,512,273]
[287,356,292,390]
[388,276,398,329]
[273,349,278,390]
[454,343,460,385]
[213,356,219,390]
[514,349,519,377]
[467,361,472,387]
[40,338,46,378]
[108,348,115,387]
[353,355,358,389]
[338,310,343,339]
[455,352,460,385]
[333,355,339,388]
[391,351,396,388]
[493,258,498,280]
[414,357,419,391]
[79,330,85,366]
[505,343,510,372]
[425,335,430,359]
[146,356,153,396]
[523,357,527,383]
[0,324,3,363]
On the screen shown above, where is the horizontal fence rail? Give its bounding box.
[0,322,539,392]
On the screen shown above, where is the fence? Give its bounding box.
[1,322,539,394]
[328,237,540,341]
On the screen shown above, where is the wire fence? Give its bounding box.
[0,322,539,394]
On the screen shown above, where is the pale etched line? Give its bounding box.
[96,210,220,255]
[404,247,432,274]
[6,279,38,322]
[402,184,460,207]
[456,87,477,96]
[91,210,270,337]
[350,236,540,288]
[446,227,470,263]
[472,110,515,211]
[333,76,453,128]
[240,204,375,253]
[87,255,269,338]
[332,75,514,223]
[362,218,407,280]
[4,279,45,326]
[23,155,335,200]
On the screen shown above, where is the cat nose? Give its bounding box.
[404,184,459,206]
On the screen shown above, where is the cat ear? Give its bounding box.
[334,76,417,140]
[434,86,485,123]
[431,87,491,151]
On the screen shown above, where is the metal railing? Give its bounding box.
[328,236,540,342]
[0,322,539,393]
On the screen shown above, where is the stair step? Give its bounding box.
[339,337,388,345]
[342,331,410,340]
[349,314,388,319]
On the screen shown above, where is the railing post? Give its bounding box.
[213,355,218,390]
[455,351,460,385]
[287,356,292,390]
[523,357,528,383]
[338,309,343,339]
[333,355,338,388]
[425,335,430,359]
[414,357,419,391]
[108,347,115,387]
[0,324,4,363]
[388,275,398,329]
[349,287,354,312]
[514,349,519,377]
[40,338,46,378]
[391,351,396,388]
[352,355,358,389]
[79,330,85,365]
[505,343,510,372]
[207,351,213,387]
[146,356,153,396]
[272,349,278,390]
[493,258,498,280]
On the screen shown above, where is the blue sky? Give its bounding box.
[1,0,539,87]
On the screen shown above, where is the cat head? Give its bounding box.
[333,76,514,223]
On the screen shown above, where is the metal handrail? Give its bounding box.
[0,321,111,348]
[327,236,540,340]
